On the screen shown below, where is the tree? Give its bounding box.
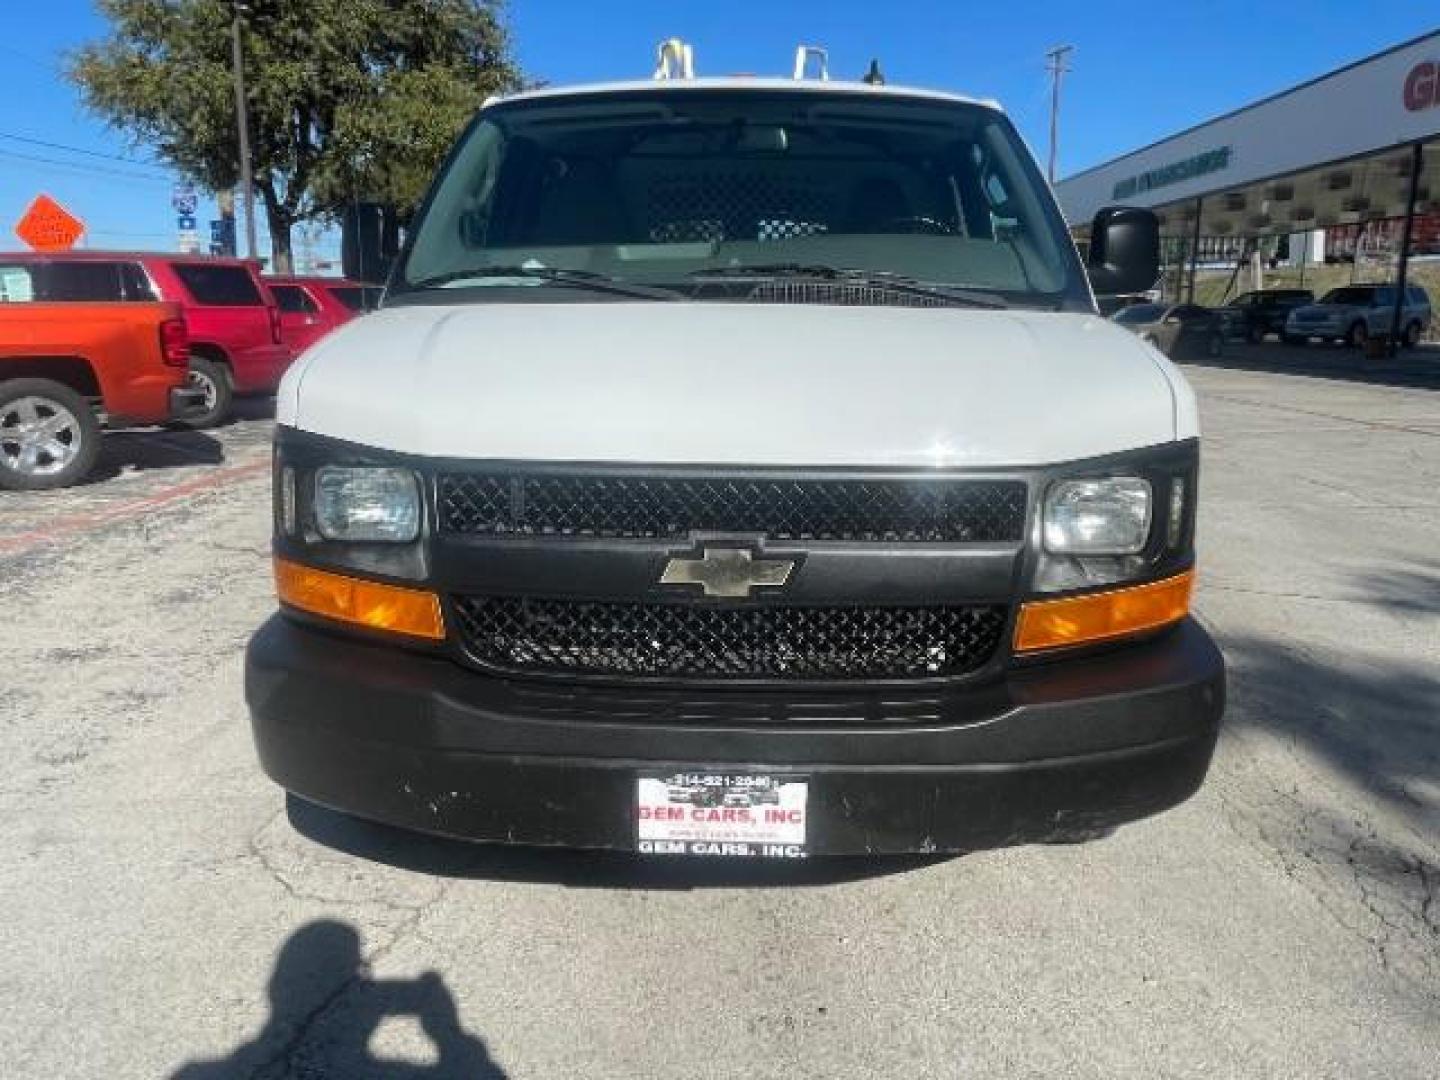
[70,0,520,271]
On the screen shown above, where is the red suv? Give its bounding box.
[265,276,375,356]
[0,252,290,426]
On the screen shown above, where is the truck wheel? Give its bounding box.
[1403,321,1422,349]
[1345,321,1368,349]
[1282,333,1306,346]
[0,378,102,490]
[180,357,234,429]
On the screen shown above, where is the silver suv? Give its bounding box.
[1284,284,1432,348]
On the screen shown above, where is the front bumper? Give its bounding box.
[246,614,1225,855]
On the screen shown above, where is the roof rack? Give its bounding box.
[792,45,829,81]
[653,38,695,80]
[650,39,842,82]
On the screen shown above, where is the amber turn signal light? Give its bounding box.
[1015,570,1194,653]
[274,557,445,640]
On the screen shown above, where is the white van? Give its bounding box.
[246,47,1225,859]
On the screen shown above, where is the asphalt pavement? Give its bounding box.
[1,349,1437,1078]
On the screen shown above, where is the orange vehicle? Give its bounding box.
[0,299,202,489]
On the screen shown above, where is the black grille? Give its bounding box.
[438,474,1027,543]
[451,597,1007,681]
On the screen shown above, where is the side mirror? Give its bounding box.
[1086,206,1160,297]
[341,203,401,284]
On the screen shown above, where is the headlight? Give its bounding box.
[1043,477,1152,555]
[313,466,421,543]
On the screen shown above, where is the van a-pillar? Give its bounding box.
[1388,140,1424,356]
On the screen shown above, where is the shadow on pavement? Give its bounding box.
[1347,564,1440,619]
[287,794,954,890]
[1216,562,1440,824]
[1214,561,1440,976]
[1180,341,1440,391]
[170,919,506,1079]
[86,428,225,483]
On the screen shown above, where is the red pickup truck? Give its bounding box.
[0,295,200,489]
[0,251,289,427]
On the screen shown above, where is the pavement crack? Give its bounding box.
[1213,747,1440,999]
[1206,583,1361,605]
[1204,391,1440,439]
[245,810,311,906]
[1419,860,1439,936]
[244,811,446,917]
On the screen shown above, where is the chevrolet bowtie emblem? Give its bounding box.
[659,548,796,599]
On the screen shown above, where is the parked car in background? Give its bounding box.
[1283,284,1432,348]
[265,276,370,356]
[1111,302,1226,358]
[0,287,200,489]
[0,251,289,427]
[1222,288,1314,343]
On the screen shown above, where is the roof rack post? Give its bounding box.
[653,38,695,80]
[792,45,829,81]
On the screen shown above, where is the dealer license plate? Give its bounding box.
[636,772,808,859]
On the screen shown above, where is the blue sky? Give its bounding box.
[2,1,1434,261]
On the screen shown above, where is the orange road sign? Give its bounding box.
[14,194,86,252]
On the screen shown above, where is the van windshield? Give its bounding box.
[396,89,1088,309]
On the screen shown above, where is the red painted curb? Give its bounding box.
[0,458,270,558]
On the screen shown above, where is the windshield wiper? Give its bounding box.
[407,265,679,300]
[689,264,1009,309]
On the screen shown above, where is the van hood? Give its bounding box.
[280,302,1193,467]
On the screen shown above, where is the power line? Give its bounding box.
[0,147,169,184]
[0,148,173,186]
[0,131,167,172]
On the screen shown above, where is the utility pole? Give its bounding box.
[1045,45,1074,184]
[230,2,258,260]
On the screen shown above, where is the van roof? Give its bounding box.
[488,77,1000,113]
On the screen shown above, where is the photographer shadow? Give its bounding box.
[171,919,506,1079]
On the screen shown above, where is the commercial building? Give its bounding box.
[1056,30,1440,338]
